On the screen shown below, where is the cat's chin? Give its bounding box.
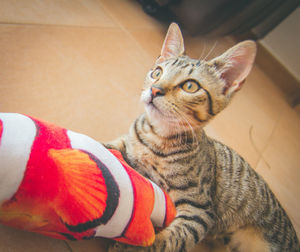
[148,119,177,137]
[144,106,185,137]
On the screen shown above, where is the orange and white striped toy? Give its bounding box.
[0,113,176,246]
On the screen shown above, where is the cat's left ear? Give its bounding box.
[157,23,185,63]
[210,40,256,96]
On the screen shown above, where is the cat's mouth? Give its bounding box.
[145,100,164,117]
[146,102,182,126]
[141,89,162,113]
[141,89,177,125]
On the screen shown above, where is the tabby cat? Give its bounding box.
[106,23,300,252]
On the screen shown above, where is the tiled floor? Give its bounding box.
[0,1,299,251]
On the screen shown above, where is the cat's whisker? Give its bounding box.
[182,115,198,146]
[167,104,187,144]
[199,42,207,60]
[203,40,218,61]
[171,115,187,145]
[168,110,186,144]
[169,116,181,142]
[172,109,198,146]
[177,119,188,145]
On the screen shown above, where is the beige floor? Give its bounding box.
[0,1,299,251]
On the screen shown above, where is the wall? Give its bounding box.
[260,7,300,81]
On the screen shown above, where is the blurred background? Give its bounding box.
[0,0,299,251]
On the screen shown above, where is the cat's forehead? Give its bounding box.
[161,56,200,68]
[152,56,214,83]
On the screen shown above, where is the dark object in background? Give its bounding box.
[137,0,299,39]
[137,0,176,22]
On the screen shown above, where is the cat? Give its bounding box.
[105,23,300,252]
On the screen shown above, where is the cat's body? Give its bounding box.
[106,24,300,252]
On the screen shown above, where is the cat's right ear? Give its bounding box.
[210,40,256,96]
[157,23,185,63]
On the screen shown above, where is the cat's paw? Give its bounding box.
[107,242,124,252]
[108,242,149,252]
[103,136,126,153]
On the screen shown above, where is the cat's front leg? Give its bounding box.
[108,206,215,252]
[150,208,214,252]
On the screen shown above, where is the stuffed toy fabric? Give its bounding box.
[0,113,176,246]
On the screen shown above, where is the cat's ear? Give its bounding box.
[210,40,256,95]
[157,23,185,63]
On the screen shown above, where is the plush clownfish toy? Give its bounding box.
[0,113,176,246]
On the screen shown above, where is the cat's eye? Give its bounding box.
[151,67,163,79]
[181,80,201,93]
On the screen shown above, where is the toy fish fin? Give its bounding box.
[48,148,119,233]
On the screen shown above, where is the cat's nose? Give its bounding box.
[151,87,164,97]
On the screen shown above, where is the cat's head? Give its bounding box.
[141,23,256,136]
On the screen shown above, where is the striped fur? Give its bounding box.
[106,23,299,252]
